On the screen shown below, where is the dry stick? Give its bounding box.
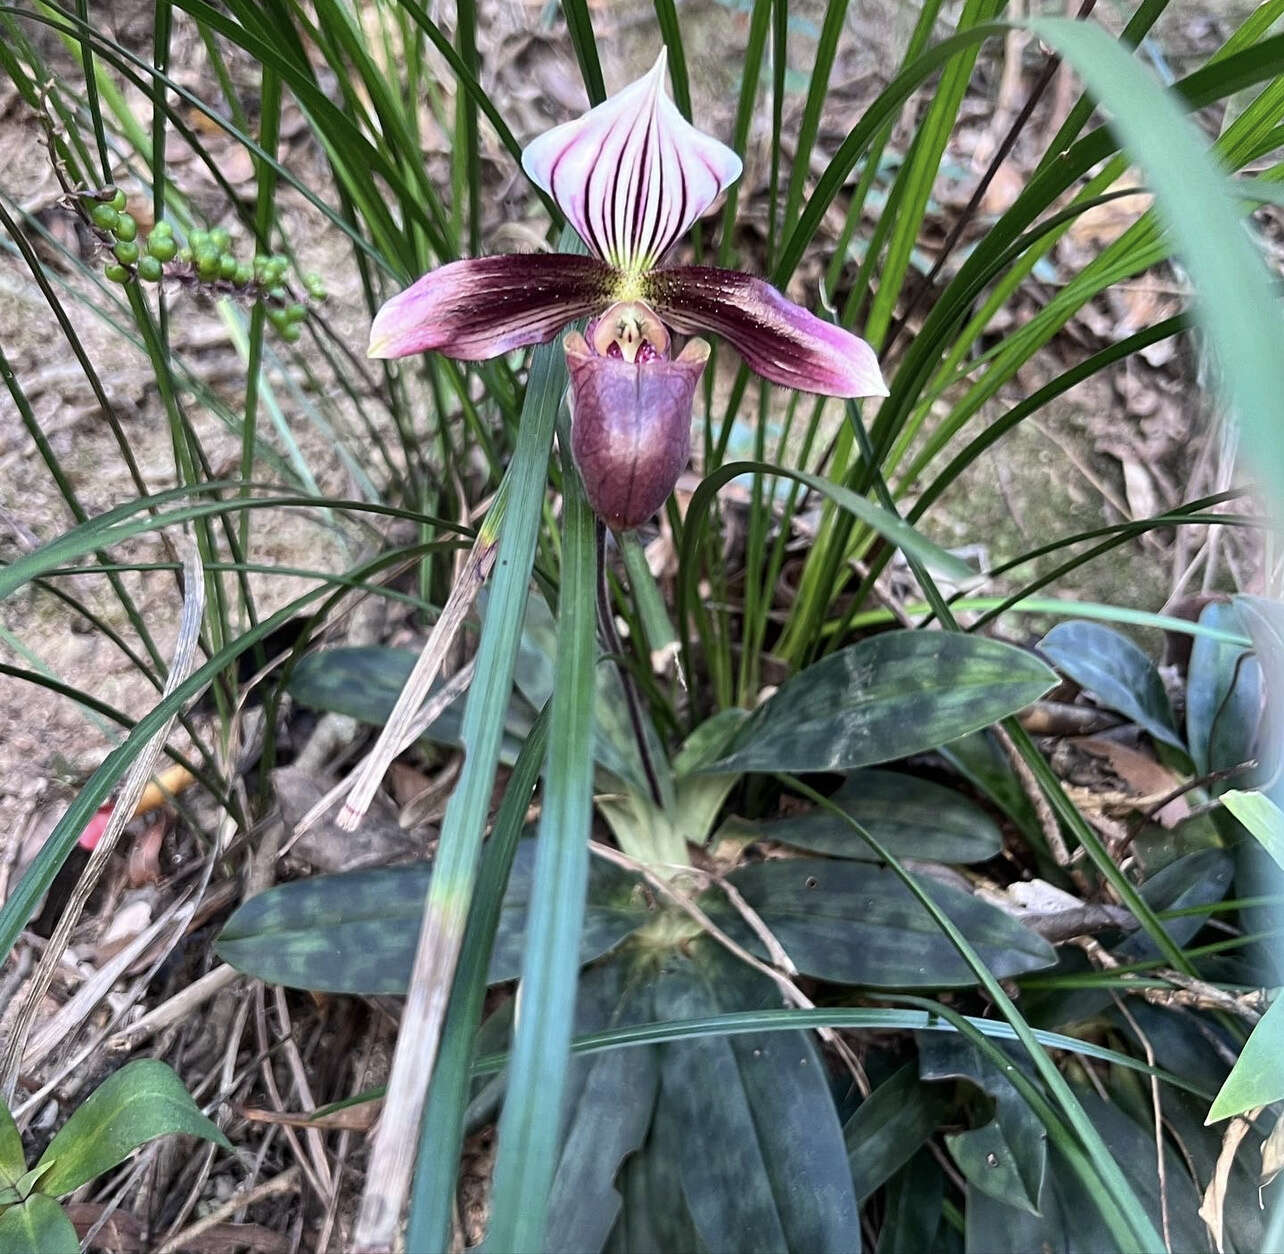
[153,1165,302,1254]
[107,963,241,1051]
[285,658,477,852]
[336,521,501,831]
[0,544,206,1101]
[881,0,1099,358]
[993,722,1072,867]
[1110,991,1173,1254]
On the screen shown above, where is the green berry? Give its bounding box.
[90,203,120,231]
[303,273,327,300]
[178,247,193,264]
[150,219,173,237]
[233,262,253,285]
[147,232,178,262]
[279,322,302,343]
[114,212,137,242]
[209,227,231,252]
[286,302,308,324]
[137,255,164,282]
[196,252,221,280]
[110,188,127,211]
[104,262,130,283]
[113,239,140,265]
[219,253,239,280]
[188,229,209,251]
[267,285,288,304]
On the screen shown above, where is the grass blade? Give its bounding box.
[484,440,598,1253]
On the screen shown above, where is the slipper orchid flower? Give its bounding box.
[369,51,886,530]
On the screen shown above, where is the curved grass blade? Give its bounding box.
[484,437,598,1253]
[1028,17,1284,509]
[353,234,586,1251]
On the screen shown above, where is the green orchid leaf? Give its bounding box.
[216,838,649,994]
[1186,602,1261,778]
[651,945,858,1253]
[744,769,1002,864]
[708,858,1057,987]
[0,1193,79,1254]
[1207,994,1284,1122]
[34,1061,229,1198]
[0,1102,23,1190]
[844,1063,951,1202]
[708,632,1056,775]
[1038,621,1184,752]
[1221,790,1284,873]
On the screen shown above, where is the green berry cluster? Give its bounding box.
[85,186,327,340]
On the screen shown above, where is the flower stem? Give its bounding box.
[596,520,664,807]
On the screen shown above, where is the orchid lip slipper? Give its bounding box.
[369,50,887,531]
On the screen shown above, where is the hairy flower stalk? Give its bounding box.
[370,50,886,529]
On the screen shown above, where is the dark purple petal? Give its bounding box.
[644,266,888,398]
[368,253,617,361]
[522,51,741,271]
[565,332,709,531]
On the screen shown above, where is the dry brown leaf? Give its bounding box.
[1198,1113,1257,1254]
[1077,737,1191,828]
[239,1100,378,1132]
[1262,1110,1284,1190]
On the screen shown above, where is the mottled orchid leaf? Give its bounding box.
[1037,621,1185,752]
[921,1035,1045,1215]
[1115,848,1232,961]
[705,858,1056,987]
[646,265,886,398]
[742,768,1002,864]
[844,1063,951,1202]
[877,1152,946,1254]
[368,252,616,361]
[606,1094,708,1254]
[215,839,649,994]
[707,632,1056,775]
[963,1096,1204,1254]
[521,51,741,271]
[651,944,859,1253]
[285,644,533,765]
[545,960,659,1254]
[1186,601,1261,777]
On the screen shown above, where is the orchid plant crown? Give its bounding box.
[369,51,887,531]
